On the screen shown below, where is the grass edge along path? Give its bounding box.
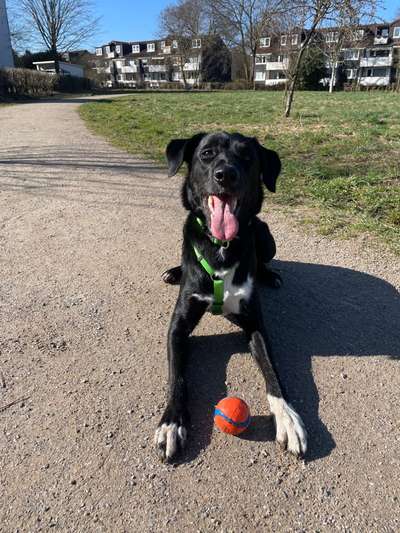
[79,91,400,255]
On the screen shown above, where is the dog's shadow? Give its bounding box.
[182,260,399,463]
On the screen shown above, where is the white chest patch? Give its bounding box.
[192,262,254,315]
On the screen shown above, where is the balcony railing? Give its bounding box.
[374,36,389,45]
[265,60,288,70]
[265,78,287,85]
[148,65,166,72]
[183,63,200,71]
[360,56,392,67]
[359,76,390,86]
[121,66,137,73]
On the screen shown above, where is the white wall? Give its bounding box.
[0,0,14,68]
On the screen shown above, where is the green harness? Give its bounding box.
[192,217,230,315]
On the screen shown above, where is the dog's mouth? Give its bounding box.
[206,194,239,241]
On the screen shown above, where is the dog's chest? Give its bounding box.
[193,263,253,315]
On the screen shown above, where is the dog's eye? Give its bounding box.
[201,149,215,160]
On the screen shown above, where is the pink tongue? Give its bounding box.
[210,196,239,241]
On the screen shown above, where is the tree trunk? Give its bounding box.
[284,44,307,118]
[252,51,256,90]
[180,59,188,89]
[51,47,60,74]
[329,61,336,93]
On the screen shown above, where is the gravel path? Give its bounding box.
[0,96,399,532]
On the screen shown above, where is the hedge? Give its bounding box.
[0,68,93,98]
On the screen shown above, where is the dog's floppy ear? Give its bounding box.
[166,133,206,177]
[254,140,281,193]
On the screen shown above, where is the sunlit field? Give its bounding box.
[81,91,400,253]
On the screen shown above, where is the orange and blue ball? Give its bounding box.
[214,397,251,435]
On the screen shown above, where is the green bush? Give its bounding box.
[0,68,93,98]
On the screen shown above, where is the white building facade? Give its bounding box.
[0,0,14,68]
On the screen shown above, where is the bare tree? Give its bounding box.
[280,0,379,117]
[15,0,100,70]
[210,0,286,86]
[159,0,210,88]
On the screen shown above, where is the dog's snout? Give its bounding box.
[214,166,238,186]
[214,169,225,183]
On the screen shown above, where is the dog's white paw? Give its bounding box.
[154,422,187,462]
[268,395,307,456]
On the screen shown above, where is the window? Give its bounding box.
[115,45,121,54]
[192,39,201,48]
[345,68,357,79]
[393,27,400,38]
[353,29,364,40]
[270,70,286,80]
[291,34,298,45]
[105,46,111,54]
[343,49,359,60]
[255,71,265,80]
[172,40,178,48]
[277,53,287,62]
[256,54,271,64]
[161,41,166,49]
[260,37,270,47]
[369,49,390,57]
[132,44,140,53]
[281,35,287,46]
[364,67,388,77]
[95,48,103,56]
[147,43,155,52]
[373,67,388,77]
[377,28,389,37]
[326,31,339,43]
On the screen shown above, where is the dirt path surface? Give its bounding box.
[0,96,399,533]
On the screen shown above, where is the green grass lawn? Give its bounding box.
[80,91,400,254]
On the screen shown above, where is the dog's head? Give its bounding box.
[166,132,281,241]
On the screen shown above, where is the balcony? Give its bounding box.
[360,55,392,67]
[265,60,288,70]
[265,78,287,86]
[148,65,166,72]
[183,63,200,71]
[121,66,137,73]
[359,76,390,87]
[374,36,388,45]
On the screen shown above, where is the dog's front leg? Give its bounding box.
[249,331,307,456]
[237,307,307,457]
[155,296,207,462]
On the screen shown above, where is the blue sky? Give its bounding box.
[92,0,399,47]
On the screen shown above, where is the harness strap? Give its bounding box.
[192,244,224,315]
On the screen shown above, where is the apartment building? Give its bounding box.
[94,36,231,88]
[254,18,400,89]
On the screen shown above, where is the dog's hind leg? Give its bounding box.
[253,218,282,288]
[161,266,182,285]
[256,264,283,288]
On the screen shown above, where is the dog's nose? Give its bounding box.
[214,169,225,183]
[214,167,238,186]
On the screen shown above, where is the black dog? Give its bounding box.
[155,132,307,462]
